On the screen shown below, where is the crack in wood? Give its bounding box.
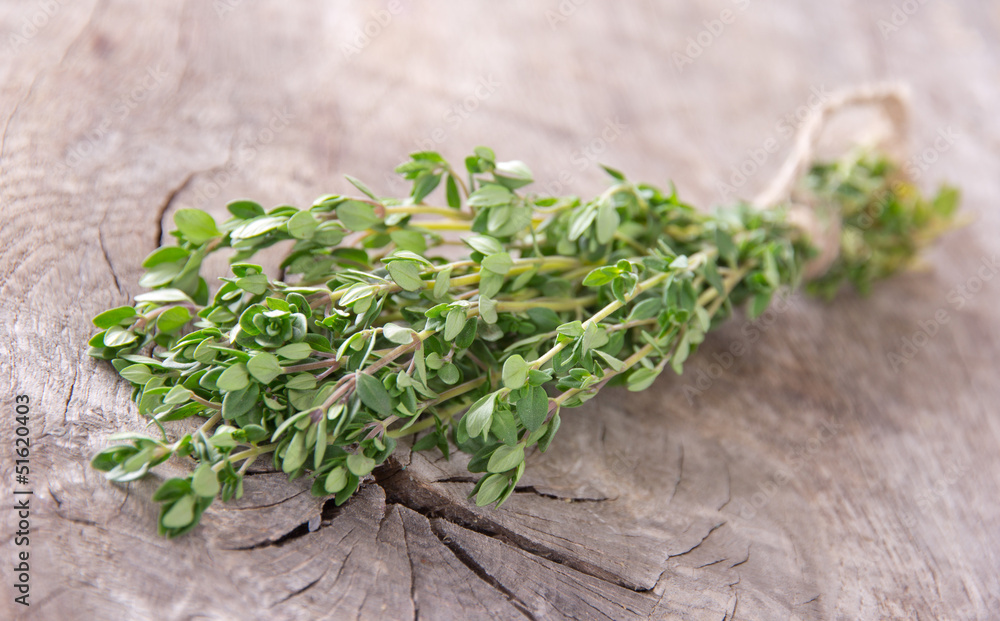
[428,519,537,621]
[668,443,685,505]
[668,521,726,560]
[268,574,323,608]
[512,485,610,503]
[154,171,199,246]
[730,545,751,569]
[97,205,124,294]
[376,462,650,593]
[62,368,78,426]
[224,520,312,551]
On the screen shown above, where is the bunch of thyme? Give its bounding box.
[88,147,957,536]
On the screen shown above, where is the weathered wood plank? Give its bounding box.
[2,1,999,619]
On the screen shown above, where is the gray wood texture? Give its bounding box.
[2,1,998,619]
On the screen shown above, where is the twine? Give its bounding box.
[753,84,912,279]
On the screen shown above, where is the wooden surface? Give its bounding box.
[2,1,999,619]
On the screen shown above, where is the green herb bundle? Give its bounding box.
[88,147,957,537]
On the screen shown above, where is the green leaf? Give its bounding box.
[192,463,221,497]
[581,322,599,353]
[490,407,519,446]
[438,363,460,385]
[161,495,196,529]
[389,229,427,254]
[130,260,161,288]
[236,273,269,295]
[156,306,192,333]
[314,419,330,470]
[222,384,259,419]
[481,252,512,275]
[444,308,467,341]
[516,385,548,432]
[142,246,189,268]
[627,298,661,322]
[434,266,453,299]
[626,368,660,392]
[537,412,560,452]
[568,204,597,241]
[227,200,265,219]
[103,326,137,347]
[595,202,620,244]
[242,425,269,443]
[411,173,441,203]
[152,478,192,502]
[276,342,313,360]
[488,443,525,473]
[270,410,312,442]
[162,385,192,405]
[464,392,497,439]
[475,473,508,506]
[231,216,287,240]
[703,260,724,294]
[287,210,318,239]
[247,352,282,384]
[345,175,378,200]
[324,466,349,493]
[468,184,513,208]
[493,160,533,189]
[382,323,414,345]
[445,174,461,208]
[356,373,393,417]
[337,200,380,231]
[582,267,616,287]
[347,454,376,477]
[557,321,585,338]
[120,364,153,385]
[479,270,503,298]
[282,430,308,473]
[750,291,772,319]
[762,250,779,288]
[600,164,625,181]
[502,354,528,389]
[465,235,504,255]
[93,306,136,329]
[479,295,497,324]
[91,445,135,472]
[134,289,194,304]
[387,260,424,292]
[174,209,220,244]
[594,350,625,372]
[217,363,250,392]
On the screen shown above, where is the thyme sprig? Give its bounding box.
[88,146,957,537]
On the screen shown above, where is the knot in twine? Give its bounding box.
[753,84,912,280]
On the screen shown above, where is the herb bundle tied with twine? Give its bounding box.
[88,86,958,536]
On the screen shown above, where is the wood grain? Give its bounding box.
[2,1,998,619]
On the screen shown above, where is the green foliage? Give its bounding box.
[88,147,956,536]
